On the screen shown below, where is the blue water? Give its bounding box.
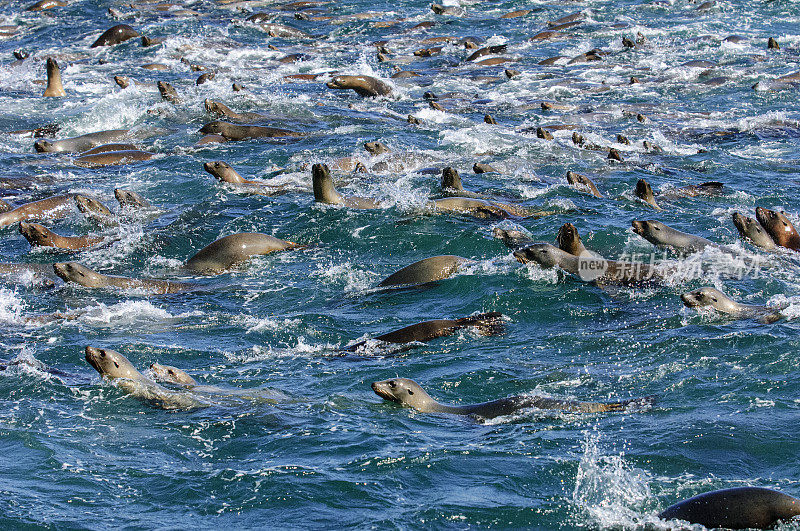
[1,0,799,527]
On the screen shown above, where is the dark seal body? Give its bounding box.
[659,487,800,529]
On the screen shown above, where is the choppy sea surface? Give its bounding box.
[1,0,799,527]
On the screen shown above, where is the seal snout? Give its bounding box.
[513,249,530,264]
[631,220,646,235]
[680,290,702,307]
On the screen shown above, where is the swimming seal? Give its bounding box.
[514,243,664,285]
[19,222,103,251]
[199,121,302,140]
[54,262,192,294]
[204,99,266,124]
[566,171,602,197]
[372,378,651,419]
[345,312,504,351]
[364,141,390,155]
[34,129,129,153]
[635,179,661,210]
[492,227,534,249]
[378,255,469,287]
[681,287,785,324]
[85,346,202,409]
[312,163,381,208]
[659,487,800,529]
[149,363,197,385]
[203,161,254,184]
[732,212,777,250]
[91,24,139,47]
[73,150,153,168]
[631,220,716,253]
[150,362,287,401]
[75,195,113,224]
[184,233,304,274]
[157,81,180,104]
[114,189,150,209]
[79,143,138,156]
[0,195,77,228]
[556,223,587,255]
[755,207,800,250]
[326,75,392,97]
[43,58,65,97]
[440,167,482,198]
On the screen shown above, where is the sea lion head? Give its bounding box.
[326,76,352,90]
[364,141,389,155]
[33,139,55,152]
[681,287,729,310]
[441,167,463,191]
[732,212,776,249]
[631,219,665,238]
[19,221,55,246]
[311,163,342,204]
[635,179,661,210]
[756,207,799,247]
[150,363,197,386]
[114,188,149,208]
[85,346,142,380]
[198,121,227,135]
[75,195,112,217]
[514,243,562,267]
[557,223,584,255]
[53,262,105,287]
[372,378,433,410]
[203,161,244,184]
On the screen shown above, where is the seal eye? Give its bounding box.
[711,297,718,302]
[100,351,106,358]
[388,381,396,389]
[407,389,414,395]
[654,226,660,230]
[113,361,119,368]
[168,369,175,376]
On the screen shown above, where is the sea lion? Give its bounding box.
[473,163,497,174]
[660,182,724,199]
[204,99,265,124]
[345,312,504,351]
[556,223,587,255]
[149,363,197,385]
[493,227,534,249]
[85,346,201,409]
[79,143,138,156]
[54,262,192,294]
[755,207,800,250]
[114,189,150,209]
[635,179,661,210]
[73,150,153,168]
[0,195,76,228]
[378,255,468,287]
[631,220,716,253]
[364,141,390,155]
[732,212,777,250]
[441,167,482,198]
[91,24,139,47]
[312,163,380,209]
[326,75,392,97]
[199,121,302,140]
[34,129,129,153]
[432,197,545,220]
[27,0,67,10]
[566,171,602,198]
[659,487,800,529]
[43,58,65,97]
[203,161,255,185]
[157,81,180,103]
[681,287,785,324]
[75,196,113,223]
[184,233,304,274]
[372,378,650,419]
[514,243,664,285]
[19,222,103,251]
[466,45,507,62]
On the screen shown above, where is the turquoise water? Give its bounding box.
[1,0,799,528]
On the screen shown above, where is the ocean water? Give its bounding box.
[1,0,799,528]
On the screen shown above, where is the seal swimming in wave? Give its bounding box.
[0,195,77,228]
[514,243,664,285]
[345,312,504,351]
[43,58,65,97]
[755,207,800,250]
[54,262,193,294]
[19,222,103,251]
[372,378,652,419]
[566,171,602,198]
[184,233,304,274]
[631,220,718,254]
[732,212,777,250]
[199,121,302,140]
[378,255,469,287]
[34,129,129,153]
[659,487,800,529]
[85,346,202,409]
[681,287,785,323]
[312,163,381,208]
[326,75,392,97]
[91,24,139,47]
